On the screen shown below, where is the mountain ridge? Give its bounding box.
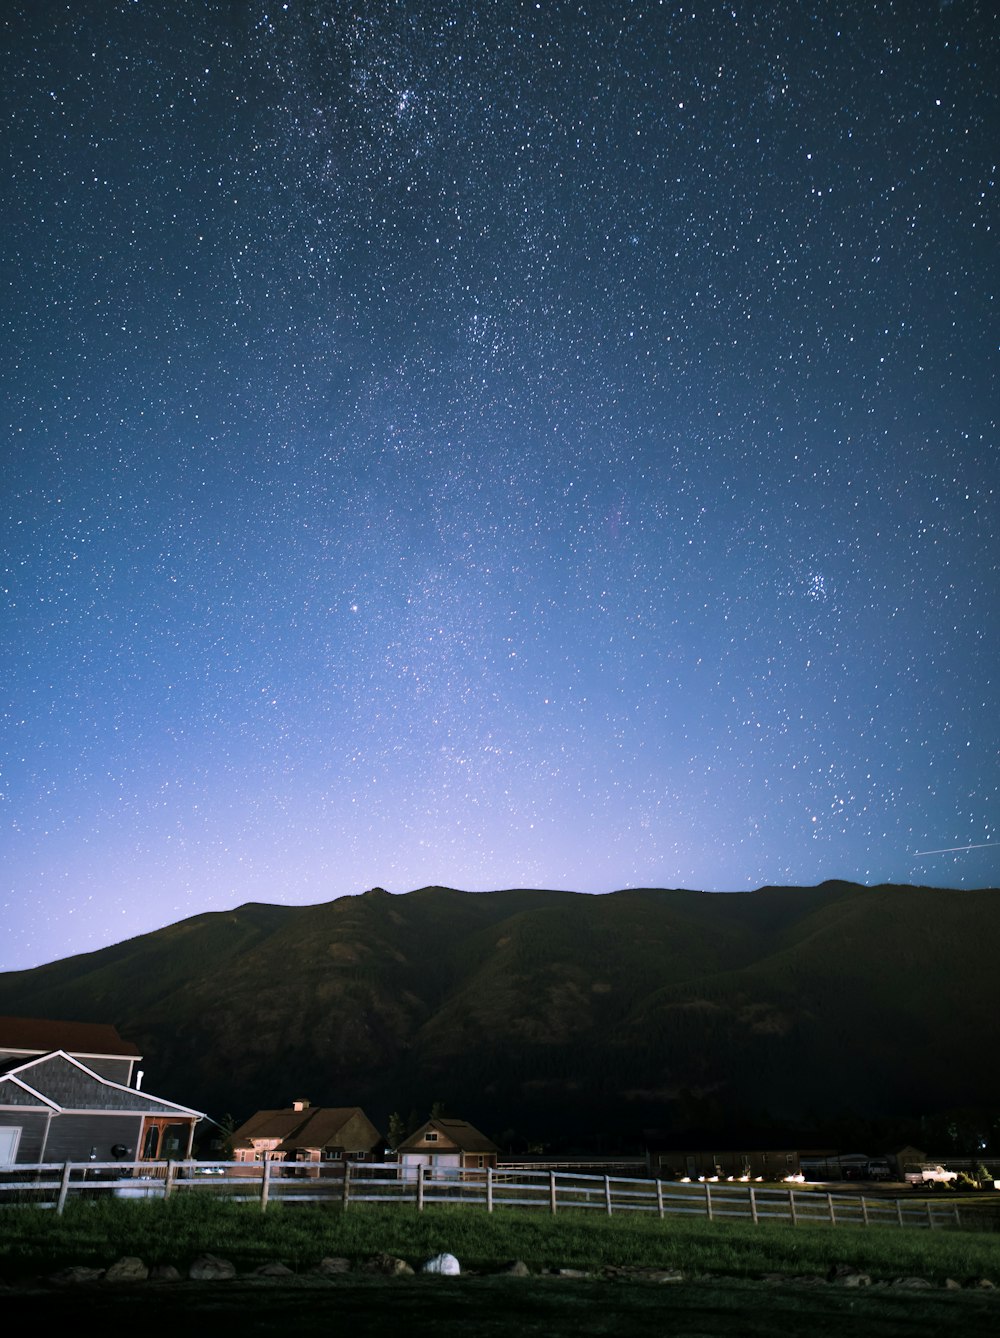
[1,881,997,1138]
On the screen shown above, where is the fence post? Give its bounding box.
[656,1179,664,1220]
[896,1198,904,1227]
[827,1193,836,1225]
[860,1195,869,1226]
[486,1166,493,1213]
[926,1201,934,1229]
[260,1157,271,1212]
[604,1175,613,1216]
[342,1159,351,1210]
[164,1160,177,1200]
[549,1170,558,1215]
[954,1205,961,1227]
[705,1182,713,1221]
[749,1184,758,1225]
[56,1162,72,1216]
[417,1162,425,1212]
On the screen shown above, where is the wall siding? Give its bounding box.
[44,1112,144,1163]
[80,1057,133,1084]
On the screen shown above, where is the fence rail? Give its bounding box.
[0,1159,969,1230]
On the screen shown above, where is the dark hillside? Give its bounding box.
[0,882,996,1137]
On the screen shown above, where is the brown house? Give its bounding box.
[397,1117,499,1179]
[0,1017,204,1167]
[231,1101,383,1168]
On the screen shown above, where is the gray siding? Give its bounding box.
[81,1056,133,1085]
[0,1080,50,1107]
[43,1112,144,1163]
[23,1055,190,1115]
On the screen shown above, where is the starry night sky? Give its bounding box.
[3,1,998,972]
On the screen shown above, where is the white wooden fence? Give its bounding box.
[0,1159,969,1229]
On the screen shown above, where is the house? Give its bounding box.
[0,1016,205,1167]
[230,1100,383,1169]
[397,1117,499,1180]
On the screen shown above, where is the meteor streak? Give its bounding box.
[913,842,994,856]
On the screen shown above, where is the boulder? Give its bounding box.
[148,1264,181,1282]
[49,1266,105,1285]
[188,1254,236,1281]
[364,1253,414,1276]
[253,1262,295,1277]
[421,1253,460,1276]
[828,1265,871,1288]
[497,1260,531,1277]
[104,1256,149,1283]
[315,1256,352,1275]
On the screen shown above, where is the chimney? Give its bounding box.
[292,1099,310,1113]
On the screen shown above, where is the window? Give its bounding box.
[425,1131,438,1142]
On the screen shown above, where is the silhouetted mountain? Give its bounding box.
[2,881,997,1140]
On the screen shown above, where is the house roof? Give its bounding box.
[232,1106,380,1153]
[0,1016,141,1060]
[399,1118,499,1155]
[0,1051,204,1118]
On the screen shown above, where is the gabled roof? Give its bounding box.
[232,1106,380,1153]
[0,1016,140,1060]
[0,1051,204,1119]
[398,1118,499,1155]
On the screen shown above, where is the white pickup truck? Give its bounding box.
[905,1163,958,1185]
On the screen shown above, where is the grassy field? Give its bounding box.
[1,1196,997,1284]
[1,1199,998,1336]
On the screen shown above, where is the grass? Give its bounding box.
[0,1196,997,1286]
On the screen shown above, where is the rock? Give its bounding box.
[497,1260,531,1277]
[891,1277,933,1289]
[648,1269,684,1284]
[188,1254,236,1281]
[421,1253,460,1276]
[965,1278,996,1290]
[315,1256,352,1275]
[148,1264,181,1282]
[364,1253,414,1276]
[49,1266,105,1285]
[828,1265,871,1288]
[552,1268,590,1279]
[945,1278,962,1290]
[253,1262,295,1277]
[105,1256,149,1283]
